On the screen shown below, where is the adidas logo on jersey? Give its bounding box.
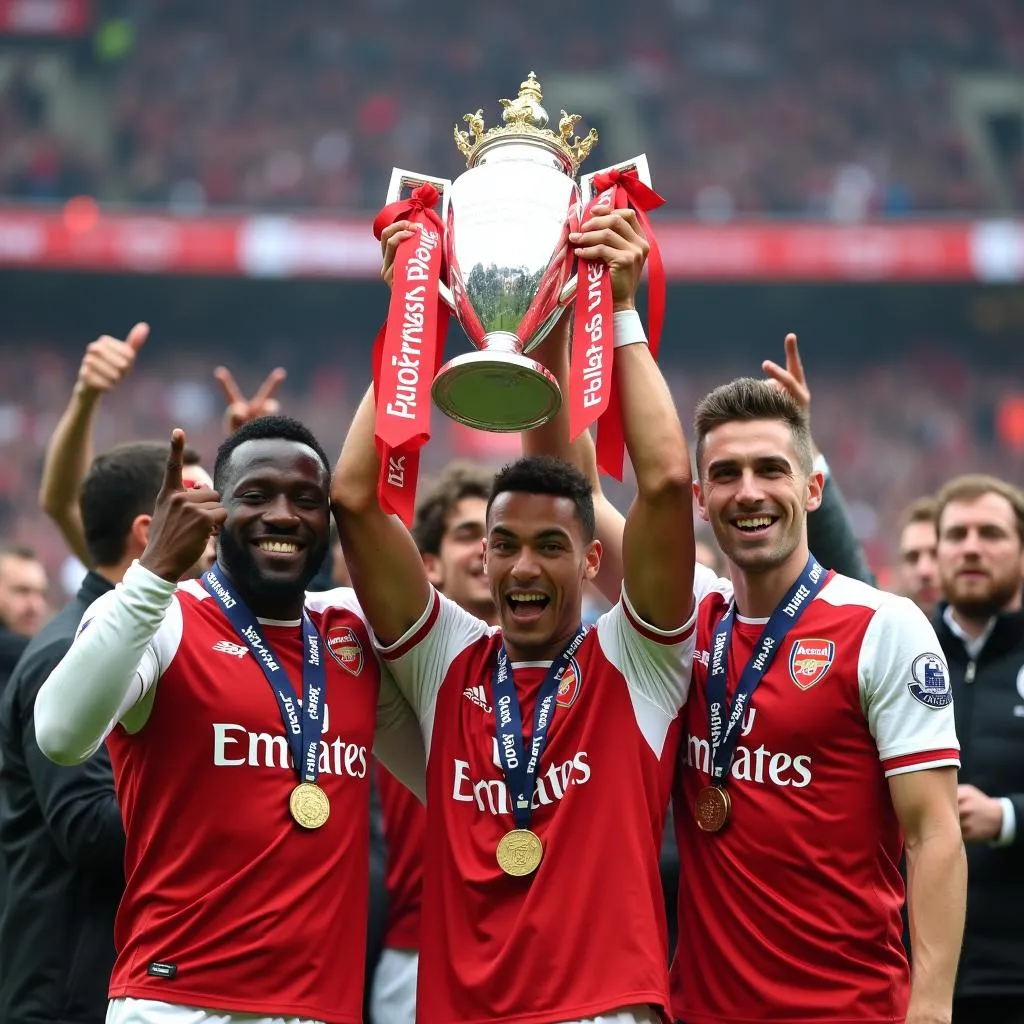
[212,639,248,659]
[463,685,492,713]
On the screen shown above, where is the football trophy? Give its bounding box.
[385,72,651,432]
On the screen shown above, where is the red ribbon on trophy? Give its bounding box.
[569,168,666,479]
[371,184,450,525]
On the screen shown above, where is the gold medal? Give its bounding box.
[694,785,731,833]
[496,828,543,876]
[289,782,330,830]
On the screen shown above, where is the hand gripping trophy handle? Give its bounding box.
[384,168,457,311]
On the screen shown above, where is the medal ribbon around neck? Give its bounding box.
[202,564,327,789]
[706,555,827,788]
[492,626,589,833]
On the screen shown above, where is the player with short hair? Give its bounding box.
[669,377,965,1024]
[35,416,425,1024]
[335,206,696,1024]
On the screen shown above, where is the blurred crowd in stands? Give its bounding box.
[1,339,1022,602]
[2,0,1024,215]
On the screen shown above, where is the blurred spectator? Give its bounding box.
[1,0,1022,214]
[894,496,941,618]
[0,544,49,693]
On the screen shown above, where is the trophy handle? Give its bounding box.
[579,153,653,201]
[558,155,653,309]
[385,167,456,310]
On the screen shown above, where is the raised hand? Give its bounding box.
[77,322,148,399]
[569,206,649,311]
[379,219,418,289]
[140,429,227,583]
[762,333,810,415]
[213,365,287,434]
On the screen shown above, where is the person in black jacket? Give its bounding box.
[0,441,175,1024]
[932,473,1024,1024]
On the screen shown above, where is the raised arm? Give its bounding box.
[35,430,225,764]
[331,383,432,646]
[40,323,148,563]
[524,316,625,603]
[569,208,694,630]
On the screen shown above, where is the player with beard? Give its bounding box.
[336,206,696,1024]
[659,378,965,1024]
[370,462,496,1024]
[34,416,425,1024]
[931,475,1024,1023]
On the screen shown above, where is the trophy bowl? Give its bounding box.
[386,72,599,432]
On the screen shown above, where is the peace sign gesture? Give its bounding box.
[213,365,287,434]
[139,429,227,583]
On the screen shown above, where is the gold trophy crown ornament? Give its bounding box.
[385,72,652,432]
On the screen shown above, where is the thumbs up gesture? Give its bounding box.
[139,429,228,583]
[76,322,149,400]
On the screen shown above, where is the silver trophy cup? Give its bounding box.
[386,72,650,433]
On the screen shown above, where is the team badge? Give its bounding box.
[556,657,582,708]
[326,625,364,676]
[788,638,835,690]
[909,653,952,708]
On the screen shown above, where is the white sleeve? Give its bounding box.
[373,587,488,750]
[34,561,183,766]
[859,596,961,777]
[372,664,427,804]
[595,585,698,759]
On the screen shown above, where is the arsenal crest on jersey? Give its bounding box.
[788,638,835,690]
[326,625,364,676]
[556,657,582,708]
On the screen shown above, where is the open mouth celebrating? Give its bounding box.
[505,591,550,623]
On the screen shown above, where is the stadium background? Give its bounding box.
[1,0,1023,595]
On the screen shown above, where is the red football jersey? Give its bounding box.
[85,580,387,1023]
[379,587,696,1024]
[376,759,425,950]
[671,566,961,1024]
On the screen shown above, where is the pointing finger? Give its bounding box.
[784,333,806,385]
[126,322,150,352]
[213,366,245,406]
[164,428,185,493]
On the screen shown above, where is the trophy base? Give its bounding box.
[432,350,561,432]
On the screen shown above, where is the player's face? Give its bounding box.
[695,419,821,575]
[218,440,331,603]
[485,491,600,659]
[896,520,939,616]
[937,493,1024,620]
[424,496,493,618]
[182,463,217,577]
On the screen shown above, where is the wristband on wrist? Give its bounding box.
[613,309,648,349]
